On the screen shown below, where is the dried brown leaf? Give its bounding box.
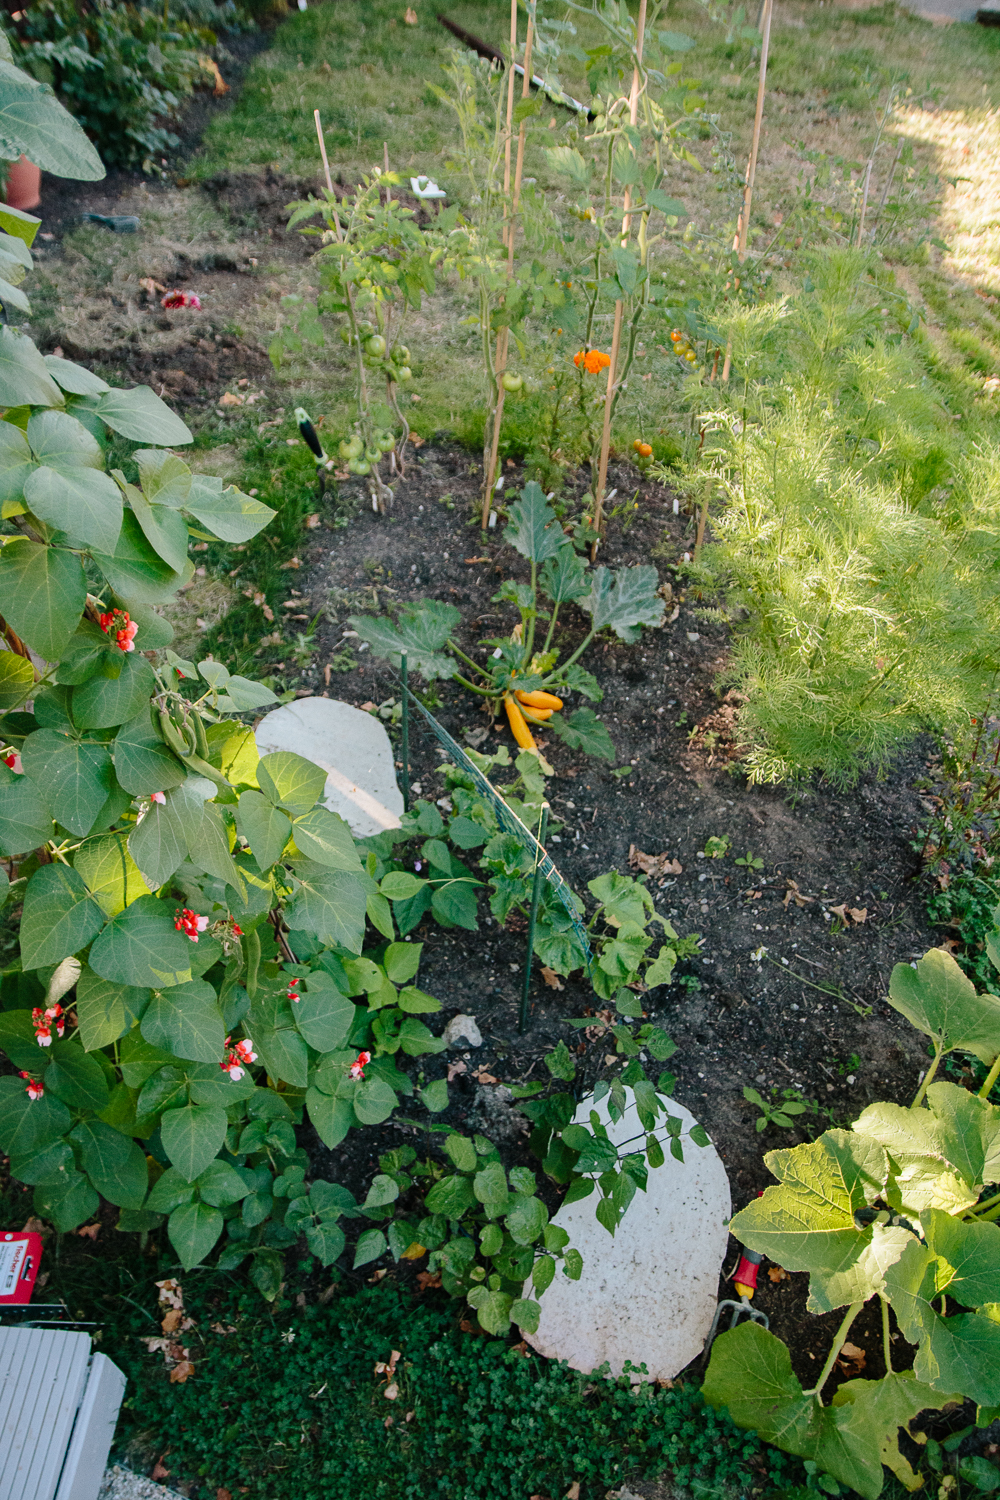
[540,966,564,991]
[416,1271,442,1293]
[447,1060,467,1081]
[768,1266,789,1283]
[170,1361,195,1384]
[782,880,815,909]
[76,1222,100,1240]
[629,844,682,878]
[219,391,244,407]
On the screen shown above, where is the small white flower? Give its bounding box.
[751,945,767,963]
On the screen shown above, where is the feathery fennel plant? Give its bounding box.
[688,248,1000,785]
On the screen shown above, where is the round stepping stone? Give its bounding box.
[525,1090,731,1381]
[254,697,403,839]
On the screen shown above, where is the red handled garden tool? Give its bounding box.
[704,1247,769,1355]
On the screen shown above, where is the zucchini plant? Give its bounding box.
[351,481,665,761]
[703,934,1000,1499]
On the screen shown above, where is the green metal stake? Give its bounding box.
[519,803,549,1035]
[400,652,410,812]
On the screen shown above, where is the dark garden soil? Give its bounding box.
[9,19,960,1437]
[282,442,942,1395]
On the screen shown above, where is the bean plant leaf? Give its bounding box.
[94,386,192,446]
[20,729,114,836]
[71,650,156,732]
[168,1200,224,1270]
[504,482,565,563]
[353,1228,387,1268]
[0,537,86,659]
[71,1118,148,1208]
[579,564,666,643]
[88,894,193,989]
[291,807,360,870]
[74,832,150,919]
[44,355,108,397]
[0,56,105,178]
[45,1040,109,1111]
[74,968,149,1051]
[349,600,461,680]
[730,1129,891,1312]
[34,1170,98,1232]
[285,864,369,952]
[141,980,226,1063]
[160,1103,227,1183]
[0,325,63,407]
[236,790,290,869]
[184,478,276,543]
[888,949,1000,1066]
[0,1074,71,1156]
[293,978,355,1052]
[0,774,52,854]
[113,707,188,794]
[257,752,327,815]
[19,862,105,969]
[24,464,123,556]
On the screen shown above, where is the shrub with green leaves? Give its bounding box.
[351,481,665,762]
[703,932,1000,1498]
[12,0,210,171]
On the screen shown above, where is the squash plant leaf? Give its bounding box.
[579,564,666,643]
[504,482,565,564]
[348,600,461,680]
[888,948,1000,1065]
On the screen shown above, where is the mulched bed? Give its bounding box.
[280,440,941,1392]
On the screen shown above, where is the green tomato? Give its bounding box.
[364,447,382,465]
[501,372,523,393]
[395,366,413,383]
[344,435,364,460]
[339,326,352,345]
[349,458,371,476]
[395,345,410,365]
[377,434,395,453]
[338,440,352,459]
[365,334,387,359]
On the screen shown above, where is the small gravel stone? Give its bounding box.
[441,1013,482,1047]
[98,1465,185,1500]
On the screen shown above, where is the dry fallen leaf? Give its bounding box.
[155,1279,184,1310]
[464,556,490,564]
[384,1381,400,1400]
[217,1488,233,1500]
[837,1341,866,1376]
[170,1361,195,1384]
[161,1308,183,1334]
[782,879,815,909]
[540,965,564,991]
[368,1268,388,1283]
[629,844,682,878]
[305,513,321,529]
[566,1485,581,1500]
[768,1266,789,1283]
[401,1241,426,1260]
[473,1068,500,1084]
[139,276,165,295]
[279,556,302,570]
[416,1271,442,1293]
[404,7,418,22]
[20,1216,48,1235]
[151,1459,171,1481]
[408,430,425,446]
[375,1350,401,1379]
[447,1060,468,1081]
[850,907,868,924]
[199,56,229,94]
[219,391,244,407]
[828,903,867,925]
[76,1222,100,1240]
[317,1284,338,1306]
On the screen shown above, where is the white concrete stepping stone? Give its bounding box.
[254,697,403,839]
[525,1090,731,1381]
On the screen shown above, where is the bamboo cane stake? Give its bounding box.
[591,0,646,560]
[481,1,521,529]
[721,0,773,383]
[483,11,535,525]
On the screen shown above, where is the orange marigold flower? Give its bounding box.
[574,349,611,374]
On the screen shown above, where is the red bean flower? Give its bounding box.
[99,608,138,653]
[31,1003,65,1046]
[174,907,209,942]
[348,1050,372,1080]
[220,1035,258,1080]
[20,1071,44,1100]
[287,977,301,1003]
[2,749,21,773]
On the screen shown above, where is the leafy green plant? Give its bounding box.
[273,173,455,510]
[742,1084,812,1133]
[351,481,665,762]
[12,0,210,171]
[692,247,1000,786]
[704,935,1000,1499]
[703,835,730,859]
[0,20,103,183]
[734,849,764,871]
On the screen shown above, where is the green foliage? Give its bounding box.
[694,249,1000,785]
[0,22,103,180]
[273,173,460,507]
[703,931,1000,1498]
[351,481,664,760]
[68,1265,799,1500]
[12,0,212,171]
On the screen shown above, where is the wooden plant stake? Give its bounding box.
[721,0,773,384]
[591,0,647,561]
[482,4,534,527]
[519,802,550,1034]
